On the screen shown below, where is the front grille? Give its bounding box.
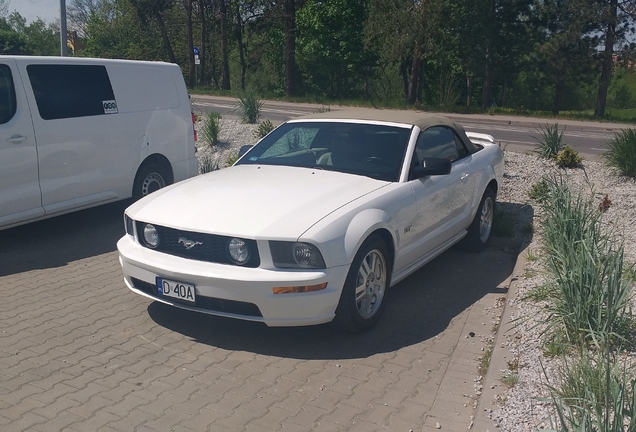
[130,277,263,317]
[136,222,260,268]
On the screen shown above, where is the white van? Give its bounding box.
[0,56,198,230]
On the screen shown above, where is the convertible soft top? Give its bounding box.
[293,109,479,154]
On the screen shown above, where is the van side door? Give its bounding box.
[0,60,44,228]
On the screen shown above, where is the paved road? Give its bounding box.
[0,200,523,431]
[191,95,627,161]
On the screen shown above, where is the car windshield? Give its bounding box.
[235,121,412,182]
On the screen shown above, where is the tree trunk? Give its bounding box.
[235,2,246,91]
[185,0,195,87]
[481,0,495,109]
[284,0,297,97]
[154,9,176,63]
[219,0,231,90]
[594,0,618,118]
[406,42,421,104]
[400,60,409,98]
[466,73,472,106]
[552,79,565,115]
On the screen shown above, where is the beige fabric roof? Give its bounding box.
[294,108,478,153]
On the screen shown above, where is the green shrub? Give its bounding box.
[235,92,264,124]
[534,123,565,159]
[603,128,636,178]
[254,119,274,139]
[545,348,636,432]
[225,152,239,167]
[555,145,582,168]
[201,111,222,146]
[528,176,551,202]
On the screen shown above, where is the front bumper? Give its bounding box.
[117,236,349,327]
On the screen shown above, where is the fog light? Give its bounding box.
[228,238,250,264]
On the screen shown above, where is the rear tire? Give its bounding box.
[462,187,496,252]
[133,163,169,199]
[332,235,391,333]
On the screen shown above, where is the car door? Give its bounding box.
[407,126,477,257]
[0,60,44,228]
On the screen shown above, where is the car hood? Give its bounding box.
[127,165,389,239]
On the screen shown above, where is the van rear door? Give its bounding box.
[0,59,44,228]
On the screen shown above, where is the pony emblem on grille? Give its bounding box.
[178,237,203,249]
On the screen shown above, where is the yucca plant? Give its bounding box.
[235,92,264,124]
[201,111,222,146]
[535,123,565,159]
[198,155,218,174]
[603,128,636,178]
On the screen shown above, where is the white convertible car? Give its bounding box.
[117,110,504,332]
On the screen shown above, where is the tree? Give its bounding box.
[366,0,440,104]
[0,0,9,18]
[594,0,636,117]
[5,12,58,55]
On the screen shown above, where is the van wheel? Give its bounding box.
[133,163,169,199]
[332,235,391,333]
[462,187,496,252]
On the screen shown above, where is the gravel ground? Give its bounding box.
[196,119,636,431]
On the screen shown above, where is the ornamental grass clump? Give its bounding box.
[540,177,633,348]
[534,123,565,159]
[201,111,222,146]
[235,92,264,124]
[545,348,636,432]
[603,128,636,178]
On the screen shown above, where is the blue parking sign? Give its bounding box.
[193,47,199,55]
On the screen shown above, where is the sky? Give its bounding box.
[8,0,60,25]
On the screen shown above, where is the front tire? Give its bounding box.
[333,235,391,333]
[133,163,169,199]
[462,187,496,252]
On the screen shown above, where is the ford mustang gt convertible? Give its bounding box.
[117,110,504,332]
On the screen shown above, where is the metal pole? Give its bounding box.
[60,0,68,56]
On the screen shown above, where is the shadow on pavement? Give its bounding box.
[147,244,518,360]
[0,200,130,277]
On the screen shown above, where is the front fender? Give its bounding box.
[343,209,396,265]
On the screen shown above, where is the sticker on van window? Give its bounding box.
[102,100,118,114]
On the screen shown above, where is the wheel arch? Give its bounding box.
[133,154,174,194]
[343,209,396,273]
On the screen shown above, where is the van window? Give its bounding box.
[0,65,17,124]
[27,64,116,120]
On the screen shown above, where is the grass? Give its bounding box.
[501,372,520,389]
[528,176,551,202]
[603,128,636,178]
[201,111,222,146]
[189,87,636,124]
[225,152,239,167]
[555,145,582,168]
[479,345,493,377]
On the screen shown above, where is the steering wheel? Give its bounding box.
[362,156,390,166]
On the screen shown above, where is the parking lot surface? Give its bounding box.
[0,202,518,432]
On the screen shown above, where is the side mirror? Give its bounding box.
[410,157,452,180]
[238,145,254,157]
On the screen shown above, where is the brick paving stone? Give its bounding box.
[103,408,156,432]
[32,411,85,432]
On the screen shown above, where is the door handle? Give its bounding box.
[7,134,27,144]
[461,173,470,181]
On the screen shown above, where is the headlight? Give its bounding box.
[143,224,159,248]
[270,241,326,269]
[228,238,250,265]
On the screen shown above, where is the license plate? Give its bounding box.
[156,277,196,303]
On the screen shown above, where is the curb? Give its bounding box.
[473,244,529,430]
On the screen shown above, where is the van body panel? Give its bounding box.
[0,56,197,230]
[0,59,44,226]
